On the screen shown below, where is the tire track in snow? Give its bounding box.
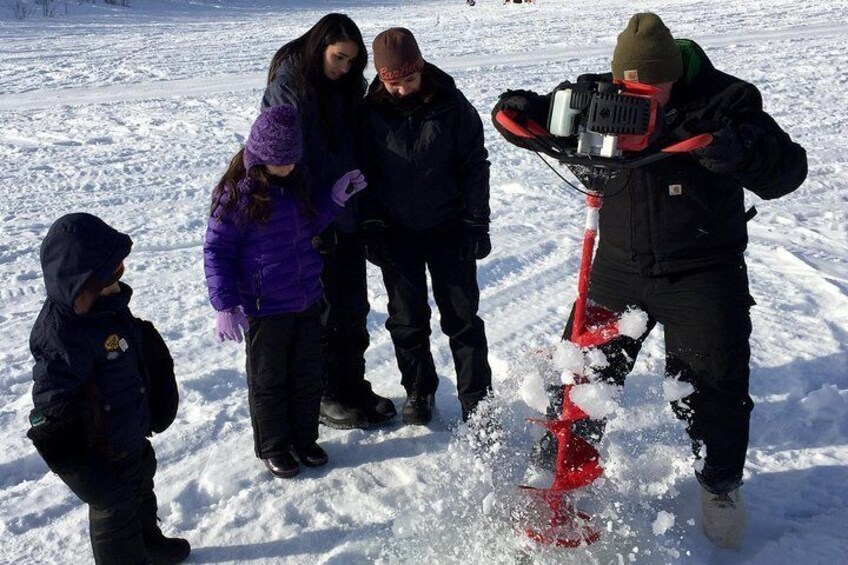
[0,22,843,111]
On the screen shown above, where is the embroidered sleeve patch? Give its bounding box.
[104,334,121,351]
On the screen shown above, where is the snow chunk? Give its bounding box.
[663,377,694,402]
[519,363,549,413]
[617,307,648,339]
[552,340,583,375]
[585,348,610,372]
[652,510,675,535]
[392,514,426,539]
[570,382,620,419]
[800,384,847,415]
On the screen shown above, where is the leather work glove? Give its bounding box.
[459,220,492,262]
[216,306,249,343]
[331,170,368,207]
[693,126,752,174]
[361,219,391,269]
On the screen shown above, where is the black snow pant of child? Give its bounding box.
[380,222,492,418]
[561,254,755,495]
[57,440,160,565]
[320,231,373,404]
[245,301,325,459]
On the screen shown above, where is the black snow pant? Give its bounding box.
[562,254,755,494]
[245,301,325,459]
[57,440,160,565]
[320,230,373,404]
[380,222,492,418]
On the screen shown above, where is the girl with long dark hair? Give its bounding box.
[204,105,367,478]
[262,13,396,430]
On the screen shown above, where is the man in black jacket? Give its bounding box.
[361,28,493,425]
[28,213,189,564]
[492,13,807,549]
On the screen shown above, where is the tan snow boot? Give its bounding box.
[701,486,746,549]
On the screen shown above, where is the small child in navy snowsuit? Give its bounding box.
[203,104,367,478]
[27,212,189,565]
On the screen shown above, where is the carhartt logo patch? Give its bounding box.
[623,69,639,82]
[669,184,683,196]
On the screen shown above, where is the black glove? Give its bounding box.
[361,220,391,269]
[459,220,491,262]
[495,89,538,115]
[311,227,338,257]
[27,402,92,473]
[694,126,752,174]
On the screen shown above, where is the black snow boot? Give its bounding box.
[361,389,397,425]
[319,397,369,429]
[294,443,329,468]
[402,393,435,425]
[263,453,300,478]
[146,533,191,565]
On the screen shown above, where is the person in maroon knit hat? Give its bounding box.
[360,28,493,425]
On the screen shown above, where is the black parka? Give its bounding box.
[494,41,807,276]
[360,63,491,230]
[262,54,361,233]
[30,214,150,460]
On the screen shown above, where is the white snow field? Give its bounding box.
[1,0,847,563]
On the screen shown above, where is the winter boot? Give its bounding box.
[701,486,746,548]
[263,453,300,479]
[146,535,191,565]
[361,390,397,425]
[319,397,369,429]
[293,443,329,468]
[402,393,435,425]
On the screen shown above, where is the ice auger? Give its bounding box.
[493,82,711,546]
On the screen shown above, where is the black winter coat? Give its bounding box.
[29,214,151,467]
[262,54,361,233]
[360,64,491,231]
[494,41,807,276]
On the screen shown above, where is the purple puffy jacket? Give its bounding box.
[203,176,339,316]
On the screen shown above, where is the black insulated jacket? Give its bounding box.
[360,63,491,231]
[29,214,151,465]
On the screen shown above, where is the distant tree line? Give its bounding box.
[14,0,130,20]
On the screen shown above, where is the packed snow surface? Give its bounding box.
[1,0,847,563]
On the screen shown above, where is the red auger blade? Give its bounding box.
[519,492,602,547]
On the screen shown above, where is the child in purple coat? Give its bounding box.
[203,105,366,478]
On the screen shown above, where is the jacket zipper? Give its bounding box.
[254,271,262,311]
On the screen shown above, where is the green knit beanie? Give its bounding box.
[611,13,683,83]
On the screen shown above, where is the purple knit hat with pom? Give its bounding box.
[243,105,303,170]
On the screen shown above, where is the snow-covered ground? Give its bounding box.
[1,0,847,563]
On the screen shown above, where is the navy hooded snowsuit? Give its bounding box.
[28,213,174,564]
